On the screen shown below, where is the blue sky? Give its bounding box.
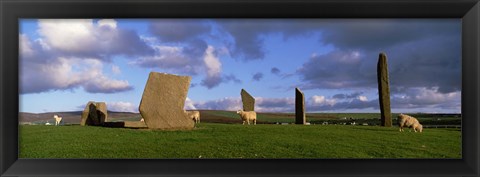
[19,19,461,113]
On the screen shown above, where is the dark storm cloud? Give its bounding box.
[296,20,461,95]
[133,39,208,75]
[271,67,281,75]
[332,92,364,99]
[214,19,461,95]
[200,74,242,89]
[385,35,461,94]
[297,50,377,89]
[101,29,156,58]
[224,74,242,84]
[200,75,223,89]
[182,38,209,59]
[149,19,212,43]
[319,19,460,51]
[308,99,379,112]
[215,19,283,61]
[252,72,264,81]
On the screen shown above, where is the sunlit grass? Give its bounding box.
[19,123,461,159]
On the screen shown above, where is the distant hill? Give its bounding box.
[19,111,141,124]
[19,110,247,124]
[19,110,461,125]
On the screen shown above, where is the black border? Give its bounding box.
[1,0,479,176]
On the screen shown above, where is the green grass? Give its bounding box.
[205,110,239,119]
[19,123,461,159]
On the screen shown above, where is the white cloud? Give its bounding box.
[36,19,153,59]
[38,19,96,53]
[193,97,242,111]
[107,101,138,113]
[310,95,336,106]
[203,45,222,77]
[201,46,227,89]
[20,49,133,94]
[357,95,368,102]
[393,87,460,107]
[20,34,35,57]
[111,65,121,75]
[97,19,117,29]
[19,20,144,94]
[184,97,197,110]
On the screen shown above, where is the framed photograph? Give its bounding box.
[1,0,479,176]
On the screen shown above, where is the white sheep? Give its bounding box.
[53,114,62,126]
[236,110,256,125]
[184,110,201,123]
[398,113,423,133]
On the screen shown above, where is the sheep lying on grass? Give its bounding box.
[236,110,256,125]
[184,110,201,123]
[398,113,423,133]
[53,115,62,126]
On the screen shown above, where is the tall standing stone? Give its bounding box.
[80,101,107,126]
[138,72,194,130]
[377,53,392,127]
[295,87,306,125]
[95,102,108,122]
[241,89,255,111]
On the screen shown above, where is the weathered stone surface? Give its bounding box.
[80,101,107,126]
[139,72,194,130]
[241,89,255,111]
[124,121,148,128]
[95,102,108,122]
[295,87,306,125]
[377,53,392,127]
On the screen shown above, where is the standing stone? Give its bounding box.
[81,101,107,126]
[138,72,194,130]
[95,102,108,123]
[295,87,306,125]
[377,53,392,127]
[241,89,255,111]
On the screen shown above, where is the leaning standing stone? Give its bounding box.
[139,72,194,130]
[377,53,392,127]
[241,89,255,111]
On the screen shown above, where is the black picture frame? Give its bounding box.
[1,0,479,176]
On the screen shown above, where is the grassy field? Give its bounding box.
[19,123,461,159]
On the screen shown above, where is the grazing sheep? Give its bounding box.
[398,113,423,133]
[236,110,257,125]
[184,110,201,123]
[53,115,62,126]
[140,118,144,122]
